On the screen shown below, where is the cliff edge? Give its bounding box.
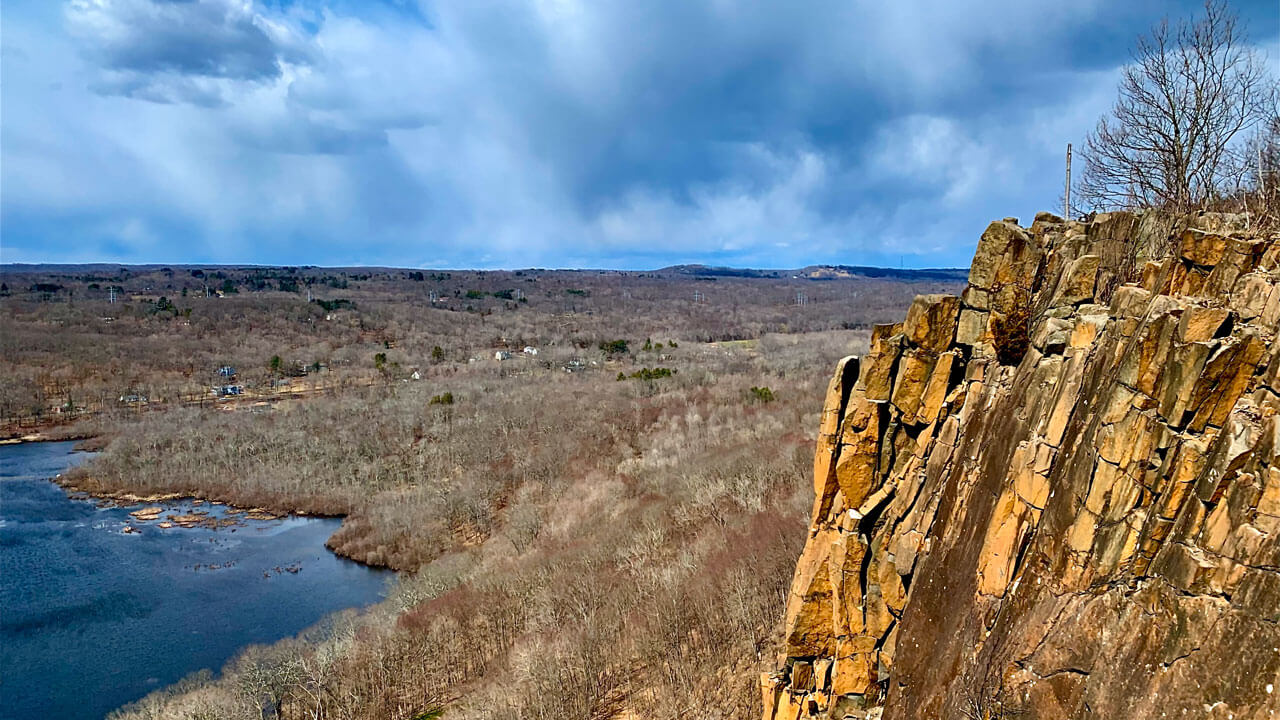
[764,211,1280,720]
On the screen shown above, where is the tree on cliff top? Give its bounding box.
[1077,1,1274,214]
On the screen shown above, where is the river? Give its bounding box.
[0,441,390,720]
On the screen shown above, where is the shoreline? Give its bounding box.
[0,430,100,446]
[19,424,409,573]
[0,412,102,445]
[51,472,394,572]
[2,441,393,720]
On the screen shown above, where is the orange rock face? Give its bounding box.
[765,211,1280,720]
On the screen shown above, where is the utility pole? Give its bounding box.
[1064,143,1073,219]
[1259,141,1266,196]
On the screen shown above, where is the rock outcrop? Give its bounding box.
[763,212,1280,720]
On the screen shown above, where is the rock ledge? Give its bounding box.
[764,211,1280,720]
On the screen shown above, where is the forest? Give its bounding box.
[0,262,959,719]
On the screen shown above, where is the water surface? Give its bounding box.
[0,441,389,720]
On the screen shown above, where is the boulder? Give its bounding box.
[955,309,988,346]
[835,399,885,508]
[914,352,958,426]
[1177,306,1231,342]
[814,357,860,517]
[1052,254,1100,306]
[1180,229,1230,267]
[902,295,961,352]
[969,221,1034,290]
[860,331,903,402]
[890,349,937,421]
[1231,273,1276,320]
[962,286,990,311]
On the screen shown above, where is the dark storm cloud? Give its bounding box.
[67,0,312,103]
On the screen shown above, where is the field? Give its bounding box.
[0,264,961,719]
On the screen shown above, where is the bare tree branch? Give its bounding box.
[1076,1,1272,214]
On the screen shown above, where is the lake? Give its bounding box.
[0,441,390,720]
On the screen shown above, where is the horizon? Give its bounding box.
[0,259,970,273]
[2,0,1277,270]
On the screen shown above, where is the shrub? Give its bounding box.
[990,280,1032,366]
[621,367,675,381]
[599,339,629,356]
[312,298,354,312]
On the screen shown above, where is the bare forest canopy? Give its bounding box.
[0,263,962,427]
[0,259,962,719]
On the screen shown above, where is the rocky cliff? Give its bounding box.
[763,212,1280,720]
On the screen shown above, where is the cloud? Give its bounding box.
[66,0,312,104]
[2,0,1275,268]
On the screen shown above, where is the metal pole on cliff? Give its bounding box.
[1259,141,1266,196]
[1064,143,1073,220]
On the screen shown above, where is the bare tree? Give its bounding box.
[1076,1,1272,213]
[1229,101,1280,224]
[1260,113,1280,209]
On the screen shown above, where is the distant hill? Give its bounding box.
[656,264,784,278]
[4,261,970,283]
[795,265,969,282]
[658,263,968,282]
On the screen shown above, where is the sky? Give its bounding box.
[1,0,1276,269]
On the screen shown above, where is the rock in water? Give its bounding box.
[763,211,1280,720]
